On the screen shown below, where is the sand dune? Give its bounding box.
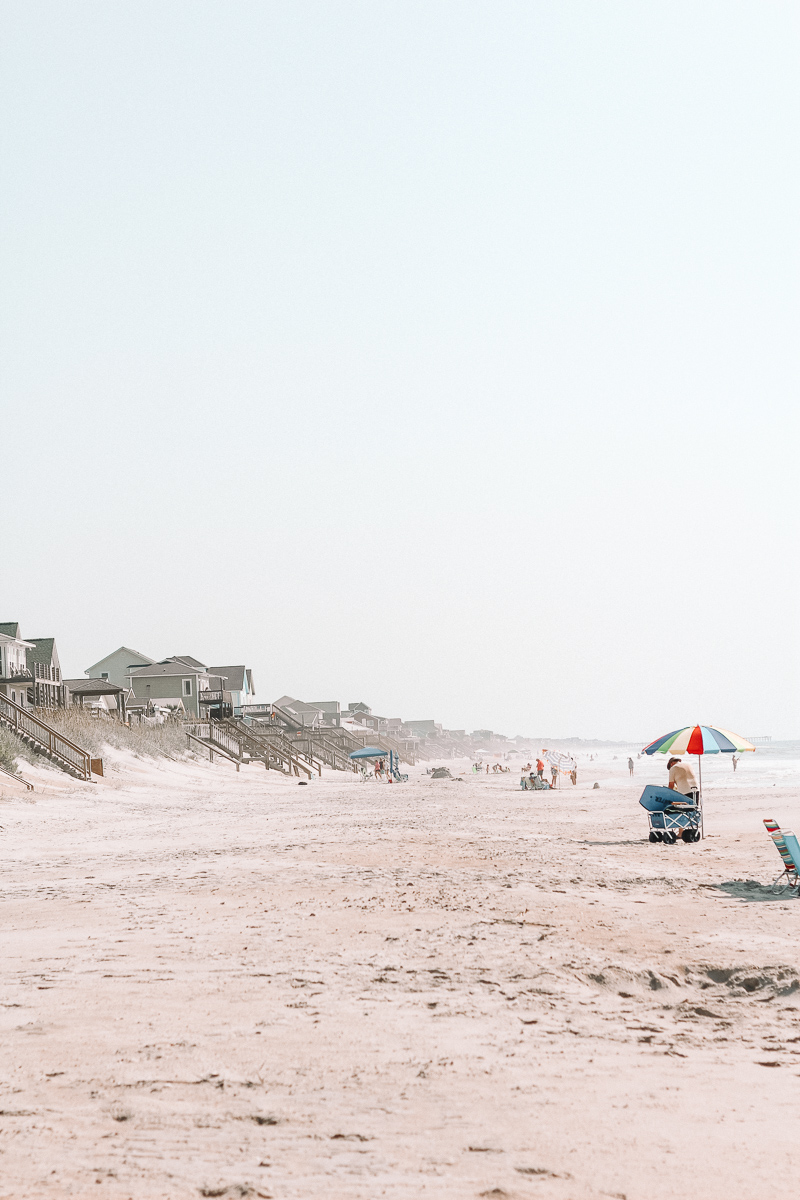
[1,748,798,1198]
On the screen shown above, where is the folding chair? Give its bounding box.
[763,819,800,894]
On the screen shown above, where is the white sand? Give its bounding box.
[1,746,799,1199]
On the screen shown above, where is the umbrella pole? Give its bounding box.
[698,755,703,839]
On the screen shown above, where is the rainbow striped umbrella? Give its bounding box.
[643,725,755,757]
[642,725,755,839]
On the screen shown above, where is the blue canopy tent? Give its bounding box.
[349,745,404,780]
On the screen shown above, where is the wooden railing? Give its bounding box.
[328,728,419,765]
[224,719,316,778]
[305,731,358,772]
[0,763,34,790]
[0,693,91,780]
[186,730,243,770]
[244,715,357,772]
[207,722,246,763]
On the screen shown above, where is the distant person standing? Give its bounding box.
[628,757,634,776]
[536,757,544,779]
[550,763,558,788]
[732,754,739,772]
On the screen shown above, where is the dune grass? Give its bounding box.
[29,708,192,760]
[0,727,37,773]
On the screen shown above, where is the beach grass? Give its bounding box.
[31,708,192,760]
[0,726,37,773]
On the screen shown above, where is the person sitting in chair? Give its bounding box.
[667,756,699,804]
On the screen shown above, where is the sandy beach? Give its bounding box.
[2,747,799,1199]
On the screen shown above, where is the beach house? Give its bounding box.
[0,622,34,707]
[84,646,156,691]
[273,696,325,727]
[26,637,66,708]
[405,719,441,739]
[205,665,255,717]
[308,701,341,727]
[128,657,211,718]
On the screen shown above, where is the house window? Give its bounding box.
[183,679,192,697]
[101,672,109,680]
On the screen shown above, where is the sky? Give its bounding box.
[2,1,798,740]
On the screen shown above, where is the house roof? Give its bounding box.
[275,696,322,715]
[26,638,57,665]
[64,677,126,696]
[163,655,207,669]
[0,622,34,648]
[85,646,156,674]
[130,662,209,679]
[206,665,246,691]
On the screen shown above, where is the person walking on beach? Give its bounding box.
[536,757,544,779]
[628,757,634,776]
[667,756,699,802]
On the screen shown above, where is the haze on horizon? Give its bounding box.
[2,1,798,741]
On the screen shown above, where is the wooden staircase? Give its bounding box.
[186,719,320,778]
[185,715,415,776]
[226,718,323,777]
[325,727,420,765]
[0,693,92,780]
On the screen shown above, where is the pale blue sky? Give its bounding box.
[2,2,798,738]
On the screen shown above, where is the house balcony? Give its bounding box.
[0,671,34,686]
[199,689,233,719]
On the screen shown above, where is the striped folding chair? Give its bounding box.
[763,819,800,894]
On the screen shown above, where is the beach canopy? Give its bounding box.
[349,746,387,759]
[643,725,755,756]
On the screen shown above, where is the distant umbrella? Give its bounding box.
[544,749,575,789]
